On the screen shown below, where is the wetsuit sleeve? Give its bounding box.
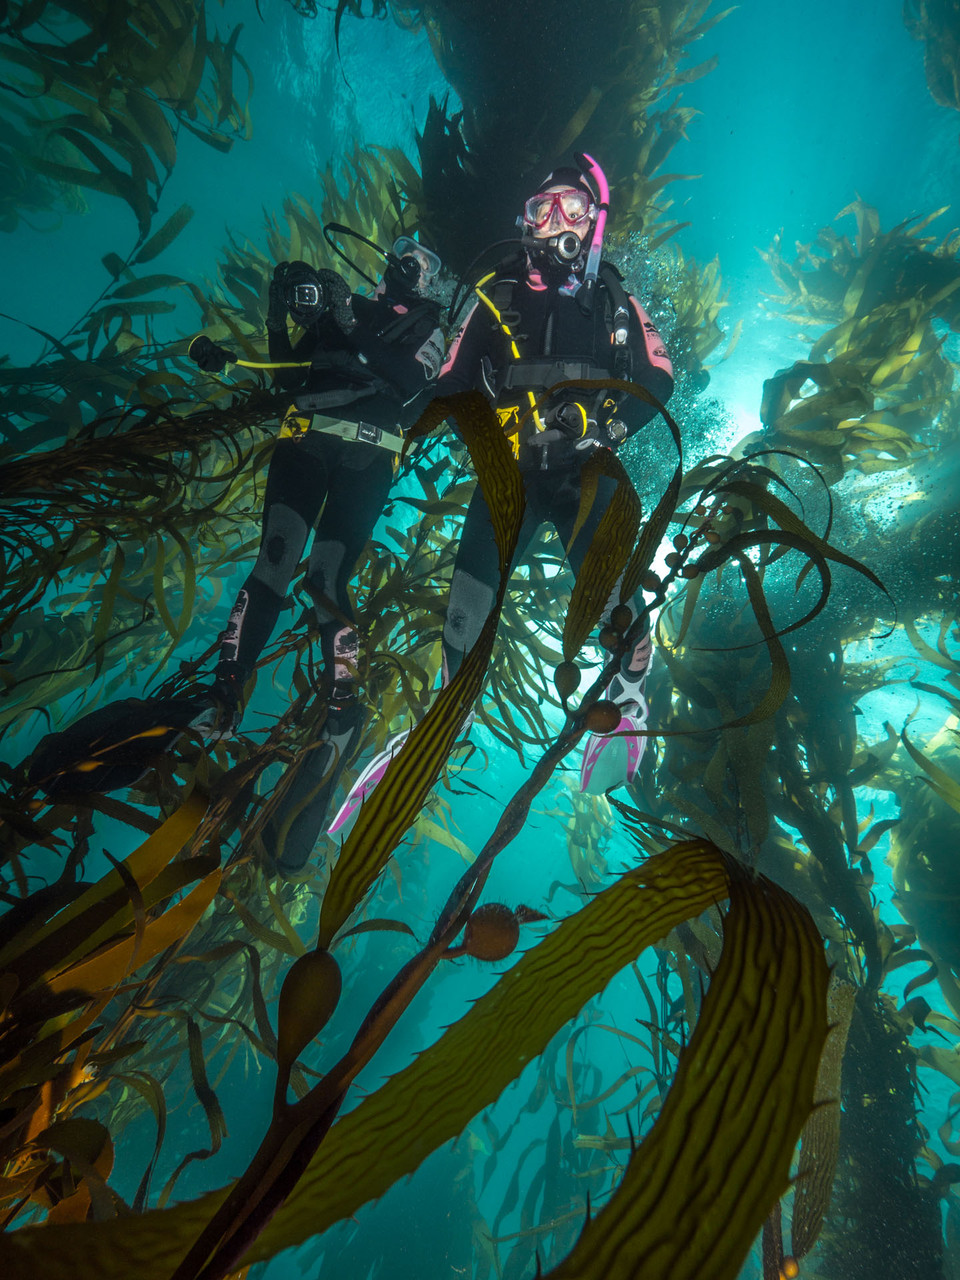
[344,298,443,402]
[619,296,674,438]
[436,301,495,398]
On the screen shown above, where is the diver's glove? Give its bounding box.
[321,270,356,333]
[188,334,238,373]
[267,261,292,333]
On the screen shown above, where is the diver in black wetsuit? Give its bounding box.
[437,160,673,791]
[198,240,444,870]
[209,246,443,719]
[330,158,673,828]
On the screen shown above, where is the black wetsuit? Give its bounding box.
[436,259,674,680]
[218,289,444,698]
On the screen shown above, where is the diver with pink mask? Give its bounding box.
[331,156,673,826]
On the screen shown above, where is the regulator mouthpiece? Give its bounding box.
[555,231,582,261]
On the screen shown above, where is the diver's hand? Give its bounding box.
[188,334,237,373]
[317,269,356,332]
[267,261,292,332]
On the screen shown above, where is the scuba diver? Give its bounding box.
[330,155,672,828]
[27,231,444,875]
[194,233,444,870]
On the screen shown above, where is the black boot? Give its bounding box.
[187,662,247,742]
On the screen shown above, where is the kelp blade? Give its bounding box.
[317,392,524,948]
[544,862,829,1280]
[563,450,641,662]
[0,841,827,1278]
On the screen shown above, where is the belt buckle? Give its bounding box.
[357,422,381,445]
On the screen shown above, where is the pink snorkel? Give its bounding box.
[575,151,609,313]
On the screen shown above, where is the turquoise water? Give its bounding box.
[2,2,960,1278]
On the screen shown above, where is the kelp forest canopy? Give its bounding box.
[0,1,959,1279]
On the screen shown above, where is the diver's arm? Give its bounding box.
[343,297,444,400]
[617,297,674,439]
[436,300,491,397]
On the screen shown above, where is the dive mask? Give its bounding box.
[391,237,442,288]
[522,188,594,230]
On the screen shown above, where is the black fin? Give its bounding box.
[26,695,210,799]
[263,704,365,877]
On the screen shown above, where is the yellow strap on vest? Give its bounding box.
[473,277,546,448]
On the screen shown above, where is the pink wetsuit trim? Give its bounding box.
[630,298,673,378]
[441,300,478,376]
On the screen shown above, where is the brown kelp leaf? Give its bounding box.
[792,977,856,1258]
[47,870,221,995]
[901,729,960,814]
[720,478,889,599]
[723,554,791,728]
[563,450,641,663]
[317,394,524,948]
[337,918,417,941]
[157,1019,229,1209]
[404,392,525,579]
[133,203,195,264]
[0,789,209,985]
[543,869,829,1280]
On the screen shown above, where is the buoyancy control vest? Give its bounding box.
[293,296,443,422]
[488,261,634,402]
[474,261,636,464]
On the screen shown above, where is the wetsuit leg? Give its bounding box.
[304,439,394,699]
[442,477,540,681]
[217,436,330,680]
[554,466,651,678]
[261,438,392,875]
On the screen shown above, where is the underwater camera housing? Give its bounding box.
[282,261,329,325]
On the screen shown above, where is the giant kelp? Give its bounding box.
[0,361,845,1280]
[328,1,730,274]
[0,0,252,235]
[2,5,960,1278]
[621,199,960,1275]
[0,835,830,1280]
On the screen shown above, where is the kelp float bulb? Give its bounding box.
[462,903,520,961]
[610,603,632,634]
[555,661,580,700]
[641,572,661,594]
[598,626,619,650]
[780,1260,800,1280]
[584,701,621,733]
[276,948,342,1081]
[672,534,689,550]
